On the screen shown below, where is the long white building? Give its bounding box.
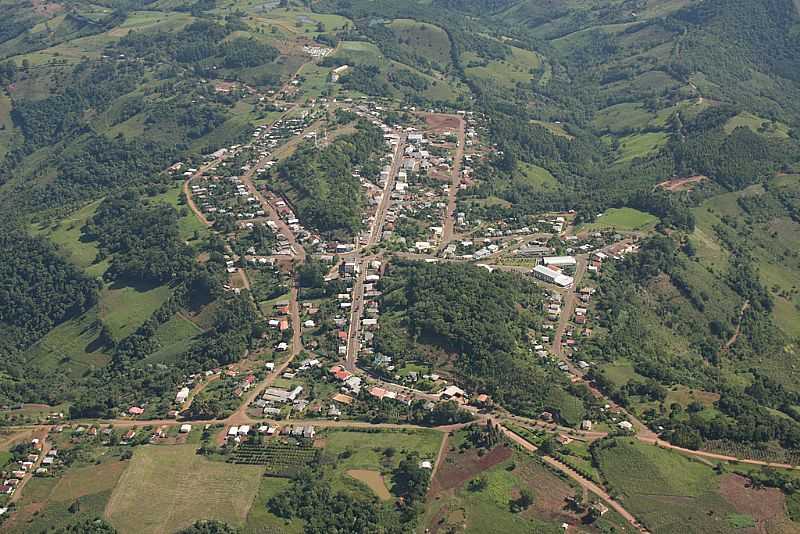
[542,256,577,267]
[532,265,574,288]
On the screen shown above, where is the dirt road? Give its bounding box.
[440,115,466,247]
[500,425,650,533]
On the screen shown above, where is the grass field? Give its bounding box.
[584,207,658,232]
[463,45,541,89]
[424,434,596,534]
[106,444,264,533]
[613,131,669,162]
[24,307,111,378]
[243,477,303,534]
[146,313,203,363]
[146,184,210,243]
[6,459,127,533]
[99,282,173,339]
[31,199,107,278]
[530,119,573,139]
[515,161,558,190]
[723,112,791,139]
[388,19,452,68]
[322,428,442,498]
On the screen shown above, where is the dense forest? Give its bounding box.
[274,121,386,238]
[378,261,577,417]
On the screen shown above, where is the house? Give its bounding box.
[441,385,466,399]
[276,342,289,351]
[591,503,609,517]
[369,386,388,400]
[581,420,593,431]
[180,424,192,434]
[302,426,315,439]
[176,387,190,404]
[227,426,239,437]
[618,421,634,432]
[238,425,251,436]
[332,393,354,405]
[128,406,144,416]
[123,430,136,442]
[540,411,554,422]
[419,460,433,470]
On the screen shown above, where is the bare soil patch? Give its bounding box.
[430,444,513,494]
[719,473,786,523]
[657,174,707,192]
[424,113,460,133]
[346,469,392,500]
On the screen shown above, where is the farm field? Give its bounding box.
[24,307,112,378]
[463,45,541,89]
[530,119,573,139]
[5,459,128,533]
[145,313,203,363]
[723,111,791,138]
[243,476,304,534]
[424,429,620,534]
[387,19,452,67]
[613,131,669,162]
[106,444,264,533]
[593,438,798,533]
[583,207,658,232]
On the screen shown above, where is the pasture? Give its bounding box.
[515,162,558,190]
[24,307,111,378]
[99,281,173,339]
[31,199,107,278]
[106,444,264,533]
[613,131,669,162]
[5,460,127,533]
[724,112,790,139]
[463,45,541,89]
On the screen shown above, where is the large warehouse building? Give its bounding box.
[542,256,577,267]
[532,265,574,288]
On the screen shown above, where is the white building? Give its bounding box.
[175,387,190,404]
[532,265,574,288]
[542,256,577,267]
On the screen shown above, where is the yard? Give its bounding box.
[106,444,264,533]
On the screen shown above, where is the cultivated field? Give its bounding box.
[593,438,798,533]
[106,444,264,534]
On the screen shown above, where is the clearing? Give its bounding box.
[346,469,392,500]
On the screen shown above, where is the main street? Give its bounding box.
[344,132,406,371]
